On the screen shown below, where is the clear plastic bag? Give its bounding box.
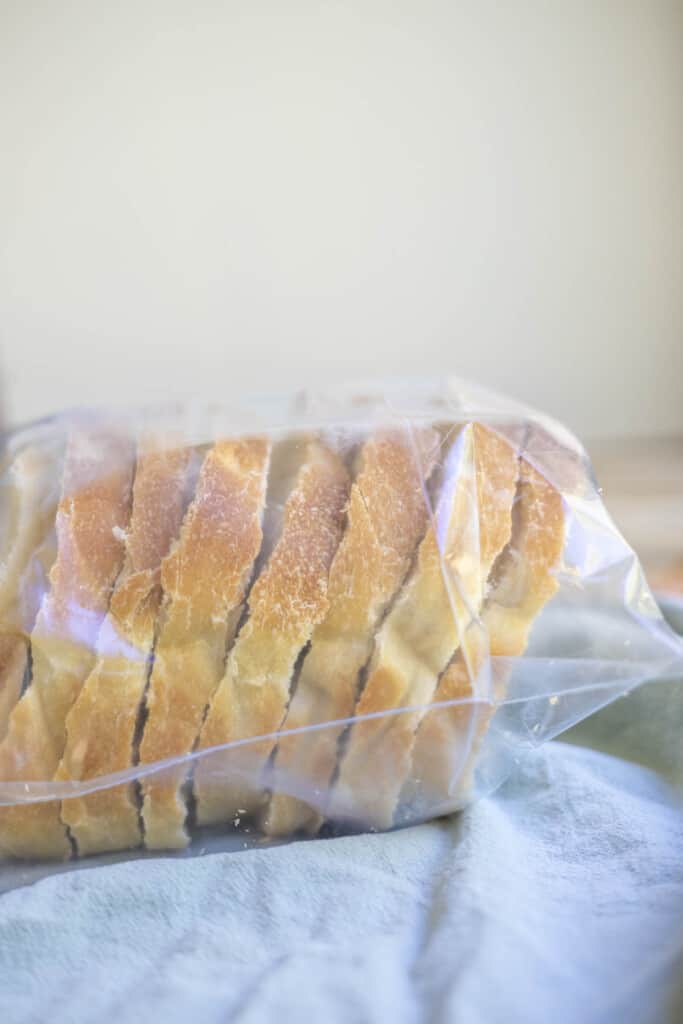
[0,378,681,866]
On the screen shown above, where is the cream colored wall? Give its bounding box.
[1,1,681,438]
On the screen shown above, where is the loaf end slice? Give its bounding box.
[0,443,62,740]
[0,426,134,860]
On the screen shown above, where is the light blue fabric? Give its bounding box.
[1,601,682,1024]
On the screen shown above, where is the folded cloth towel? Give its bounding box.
[0,599,681,1024]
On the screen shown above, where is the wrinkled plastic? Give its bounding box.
[0,378,681,866]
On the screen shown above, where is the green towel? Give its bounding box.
[562,595,683,790]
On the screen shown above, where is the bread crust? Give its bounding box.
[139,438,270,850]
[0,427,135,860]
[328,423,518,830]
[404,457,565,816]
[262,426,441,837]
[194,440,350,827]
[56,440,194,856]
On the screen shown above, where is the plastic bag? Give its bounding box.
[0,378,681,865]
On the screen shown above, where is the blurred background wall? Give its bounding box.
[1,0,681,438]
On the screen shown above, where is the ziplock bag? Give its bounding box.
[0,379,680,864]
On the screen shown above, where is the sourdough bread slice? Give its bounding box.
[194,439,349,827]
[402,456,564,816]
[56,438,196,856]
[328,423,518,830]
[262,426,441,837]
[139,438,270,850]
[0,426,135,860]
[0,444,62,739]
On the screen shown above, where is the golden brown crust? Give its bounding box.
[262,427,441,837]
[56,440,195,856]
[139,438,270,850]
[403,457,565,816]
[328,424,518,829]
[195,440,350,827]
[0,427,135,860]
